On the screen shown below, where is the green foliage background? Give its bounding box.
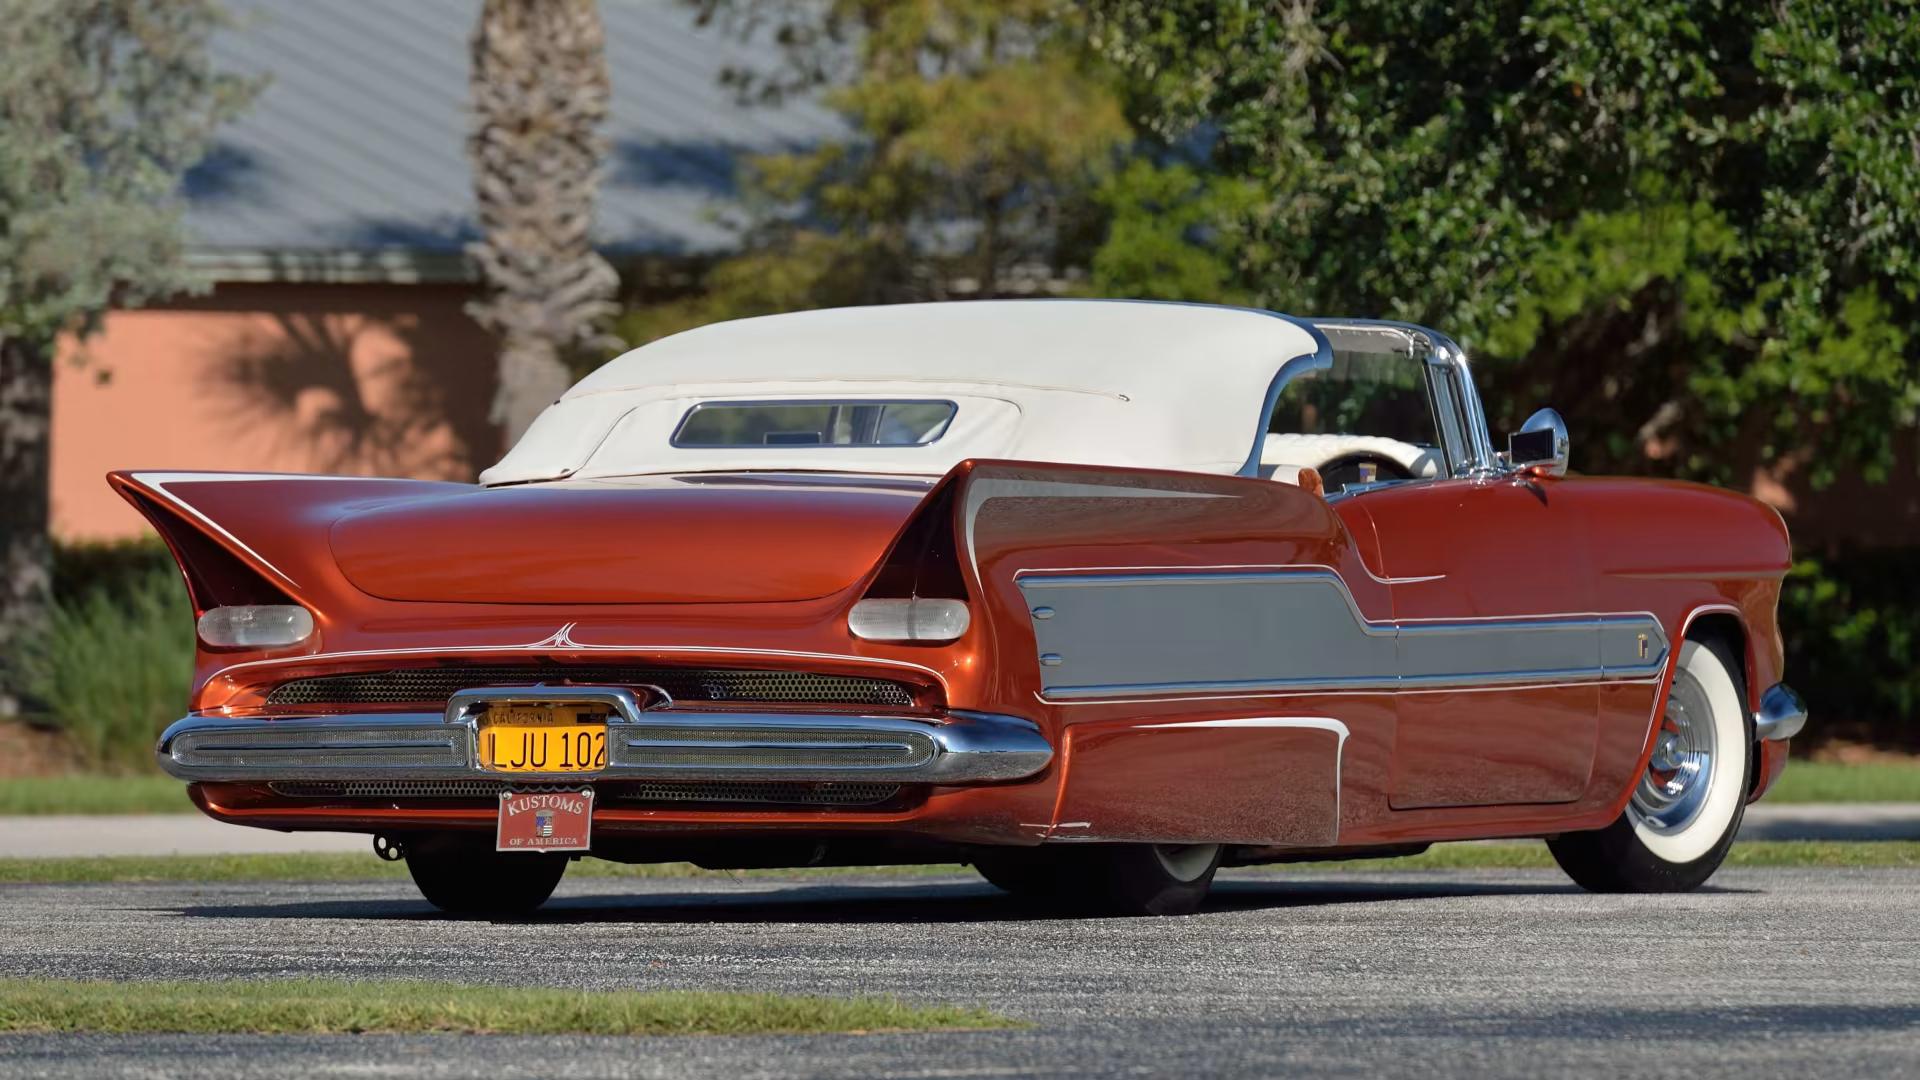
[1088,0,1920,744]
[650,0,1920,745]
[1086,0,1920,488]
[0,0,258,345]
[0,0,259,710]
[20,542,191,772]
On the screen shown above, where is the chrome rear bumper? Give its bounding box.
[155,704,1052,785]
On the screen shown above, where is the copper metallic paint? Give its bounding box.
[330,483,919,604]
[1752,739,1791,802]
[114,453,1793,860]
[1052,720,1343,846]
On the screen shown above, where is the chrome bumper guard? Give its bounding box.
[1754,683,1808,742]
[155,685,1052,785]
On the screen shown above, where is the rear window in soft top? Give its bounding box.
[671,401,957,447]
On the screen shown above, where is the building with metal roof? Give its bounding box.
[184,0,839,282]
[57,0,825,539]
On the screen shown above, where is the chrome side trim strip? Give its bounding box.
[1018,568,1669,702]
[1755,683,1808,741]
[155,706,1052,785]
[1040,669,1651,701]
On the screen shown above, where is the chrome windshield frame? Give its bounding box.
[1238,315,1335,477]
[1245,317,1496,480]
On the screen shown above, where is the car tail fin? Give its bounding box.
[861,473,968,601]
[109,476,301,615]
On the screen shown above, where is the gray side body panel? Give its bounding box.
[1018,570,1667,700]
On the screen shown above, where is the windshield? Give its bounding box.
[671,400,958,448]
[1267,351,1439,449]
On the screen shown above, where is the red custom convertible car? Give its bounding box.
[120,301,1806,916]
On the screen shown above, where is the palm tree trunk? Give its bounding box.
[466,0,620,455]
[0,333,53,715]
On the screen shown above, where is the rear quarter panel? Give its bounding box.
[953,461,1386,846]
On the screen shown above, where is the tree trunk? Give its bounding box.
[492,333,573,446]
[0,333,53,716]
[466,0,619,456]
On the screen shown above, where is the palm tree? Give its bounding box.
[466,0,620,451]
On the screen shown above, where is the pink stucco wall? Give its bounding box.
[52,282,500,540]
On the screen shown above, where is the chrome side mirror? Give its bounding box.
[1508,408,1569,477]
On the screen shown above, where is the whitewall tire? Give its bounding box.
[1548,637,1752,892]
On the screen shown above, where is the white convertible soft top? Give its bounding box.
[481,300,1322,485]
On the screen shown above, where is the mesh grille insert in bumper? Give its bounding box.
[268,779,903,807]
[265,666,914,708]
[612,725,937,771]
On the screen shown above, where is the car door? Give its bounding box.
[1355,475,1603,808]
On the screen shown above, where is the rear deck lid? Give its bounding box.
[328,479,924,604]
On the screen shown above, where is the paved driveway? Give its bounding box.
[1,867,1916,1078]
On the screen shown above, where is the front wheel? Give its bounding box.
[1548,637,1752,892]
[404,833,569,915]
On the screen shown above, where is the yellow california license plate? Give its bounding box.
[478,705,608,773]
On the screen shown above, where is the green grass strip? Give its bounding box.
[1722,840,1920,867]
[1277,839,1920,871]
[0,977,1013,1036]
[1764,760,1920,803]
[0,853,410,883]
[0,777,190,816]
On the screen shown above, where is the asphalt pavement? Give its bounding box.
[1,867,1916,1078]
[5,800,1917,858]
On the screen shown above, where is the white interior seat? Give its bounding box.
[1260,433,1443,484]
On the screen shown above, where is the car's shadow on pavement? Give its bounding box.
[160,874,1723,924]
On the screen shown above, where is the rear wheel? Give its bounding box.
[404,833,568,915]
[1548,638,1751,892]
[979,843,1222,916]
[973,853,1064,900]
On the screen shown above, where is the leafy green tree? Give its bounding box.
[0,0,255,712]
[631,0,1132,341]
[1087,0,1920,490]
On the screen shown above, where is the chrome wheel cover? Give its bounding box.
[1152,843,1219,882]
[1630,667,1718,835]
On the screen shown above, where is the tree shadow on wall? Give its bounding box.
[204,301,500,481]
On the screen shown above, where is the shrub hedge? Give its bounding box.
[22,540,191,772]
[1779,551,1920,751]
